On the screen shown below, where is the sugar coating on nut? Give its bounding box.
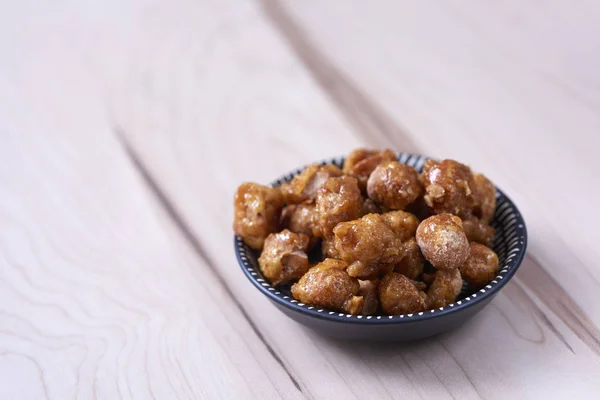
[280,203,319,248]
[420,159,477,217]
[367,161,423,210]
[427,269,463,309]
[281,164,343,204]
[416,214,470,270]
[380,210,420,242]
[460,242,499,288]
[394,238,425,280]
[333,213,405,279]
[347,261,394,281]
[315,176,363,239]
[473,173,496,223]
[462,217,495,248]
[233,182,284,249]
[258,229,310,286]
[321,237,340,260]
[343,149,379,174]
[344,148,397,191]
[379,273,427,315]
[291,258,364,315]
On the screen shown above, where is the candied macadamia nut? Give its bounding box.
[358,280,380,315]
[420,159,477,217]
[381,210,420,241]
[258,230,310,285]
[462,217,495,248]
[427,269,463,309]
[460,243,499,288]
[280,204,319,247]
[282,164,343,204]
[347,262,394,281]
[343,149,379,174]
[473,173,496,223]
[333,213,405,279]
[315,176,363,239]
[394,238,425,280]
[411,279,427,292]
[367,161,423,210]
[344,148,397,191]
[416,214,470,270]
[379,273,427,315]
[291,259,364,315]
[233,182,284,249]
[321,238,340,260]
[234,151,503,317]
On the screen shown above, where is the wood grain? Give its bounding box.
[106,0,598,398]
[1,0,600,398]
[114,126,303,392]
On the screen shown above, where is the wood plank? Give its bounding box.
[2,0,600,398]
[74,0,600,398]
[0,6,305,397]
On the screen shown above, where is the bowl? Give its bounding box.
[234,153,527,341]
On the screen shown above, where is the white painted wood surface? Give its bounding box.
[0,1,598,398]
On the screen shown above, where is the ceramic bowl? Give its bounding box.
[234,154,527,341]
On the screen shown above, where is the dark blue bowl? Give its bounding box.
[234,154,527,341]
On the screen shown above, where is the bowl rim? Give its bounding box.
[234,153,528,325]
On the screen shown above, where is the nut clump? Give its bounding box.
[234,149,501,316]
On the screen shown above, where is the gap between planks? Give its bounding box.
[113,126,307,397]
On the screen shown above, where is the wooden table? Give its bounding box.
[1,1,599,398]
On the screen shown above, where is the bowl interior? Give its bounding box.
[235,153,527,323]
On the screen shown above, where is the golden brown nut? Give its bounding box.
[473,173,496,223]
[344,148,397,191]
[280,204,319,247]
[379,273,427,315]
[321,237,340,259]
[343,149,379,173]
[258,230,310,286]
[358,280,380,315]
[282,164,343,204]
[233,182,284,249]
[427,269,463,309]
[416,214,470,270]
[381,210,420,241]
[420,159,477,217]
[315,176,363,239]
[411,279,427,292]
[367,161,423,210]
[460,242,499,288]
[347,262,394,281]
[394,238,425,280]
[291,259,364,315]
[333,213,405,279]
[462,217,495,248]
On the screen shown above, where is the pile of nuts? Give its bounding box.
[233,149,499,315]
